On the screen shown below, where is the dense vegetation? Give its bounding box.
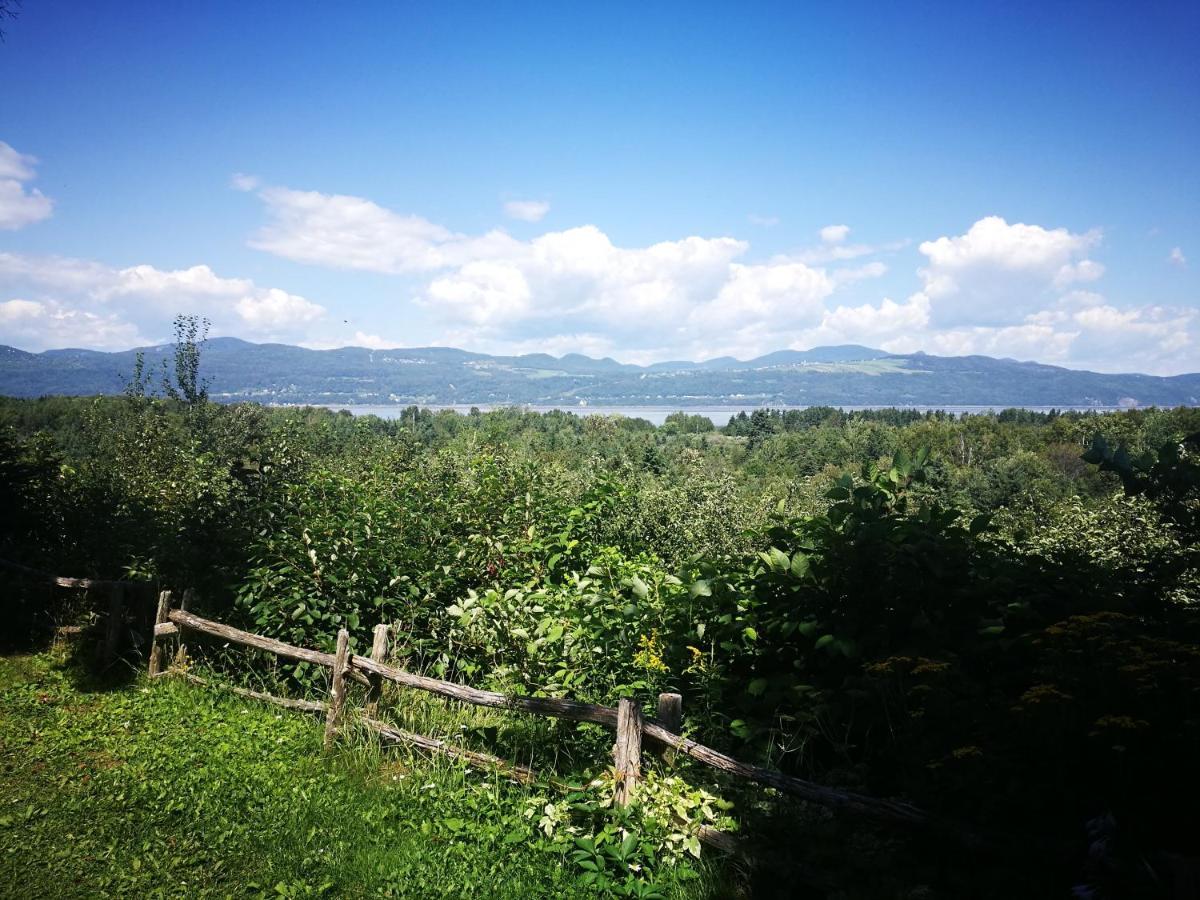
[2,336,1198,897]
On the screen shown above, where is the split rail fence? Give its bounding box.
[6,559,966,853]
[144,590,937,842]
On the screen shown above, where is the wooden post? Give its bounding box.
[365,623,389,719]
[102,583,125,665]
[323,629,351,751]
[148,590,172,676]
[613,697,643,806]
[656,692,682,762]
[174,588,196,668]
[656,692,682,733]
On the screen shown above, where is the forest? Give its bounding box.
[1,337,1198,898]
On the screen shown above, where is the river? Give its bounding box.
[324,403,1125,427]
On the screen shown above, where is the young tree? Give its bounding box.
[162,314,211,405]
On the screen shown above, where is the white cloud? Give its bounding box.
[921,323,1077,363]
[747,214,780,227]
[0,298,146,351]
[230,172,261,192]
[789,293,931,351]
[917,216,1102,326]
[920,216,1099,280]
[792,238,908,265]
[349,331,399,350]
[427,260,533,325]
[236,288,324,331]
[831,261,888,285]
[0,141,54,230]
[503,199,550,223]
[1169,246,1187,268]
[244,183,520,273]
[0,252,327,349]
[1052,258,1105,288]
[1064,302,1197,374]
[233,185,1195,372]
[102,264,254,300]
[0,143,37,181]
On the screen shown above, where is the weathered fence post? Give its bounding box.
[656,691,682,762]
[323,629,351,751]
[657,692,682,733]
[102,583,125,666]
[148,590,172,676]
[613,697,643,806]
[365,623,389,719]
[174,588,196,668]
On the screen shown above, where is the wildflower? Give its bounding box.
[634,631,669,673]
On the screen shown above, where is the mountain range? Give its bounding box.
[1,339,1197,408]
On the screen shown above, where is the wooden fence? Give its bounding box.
[6,560,984,852]
[0,555,154,667]
[146,591,940,840]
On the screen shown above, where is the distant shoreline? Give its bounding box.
[314,402,1132,427]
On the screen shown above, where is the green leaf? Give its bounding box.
[689,579,712,598]
[630,575,649,599]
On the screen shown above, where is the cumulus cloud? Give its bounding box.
[503,199,550,223]
[233,183,1195,372]
[917,216,1102,326]
[416,224,845,361]
[0,298,146,351]
[1169,247,1187,268]
[239,183,896,360]
[0,141,54,230]
[819,224,850,244]
[0,252,326,350]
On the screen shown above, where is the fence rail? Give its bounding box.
[150,598,942,835]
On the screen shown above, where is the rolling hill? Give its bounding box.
[0,339,1197,408]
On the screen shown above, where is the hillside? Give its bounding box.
[1,339,1197,407]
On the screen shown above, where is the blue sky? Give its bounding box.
[1,0,1197,373]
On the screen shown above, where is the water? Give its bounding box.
[324,403,1126,427]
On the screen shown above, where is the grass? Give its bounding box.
[0,645,727,899]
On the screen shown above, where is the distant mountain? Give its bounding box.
[0,339,1197,408]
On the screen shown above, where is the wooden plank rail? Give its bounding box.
[0,555,131,589]
[363,717,539,783]
[169,609,370,686]
[640,721,933,829]
[350,654,619,726]
[178,671,327,714]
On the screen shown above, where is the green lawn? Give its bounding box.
[0,648,724,899]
